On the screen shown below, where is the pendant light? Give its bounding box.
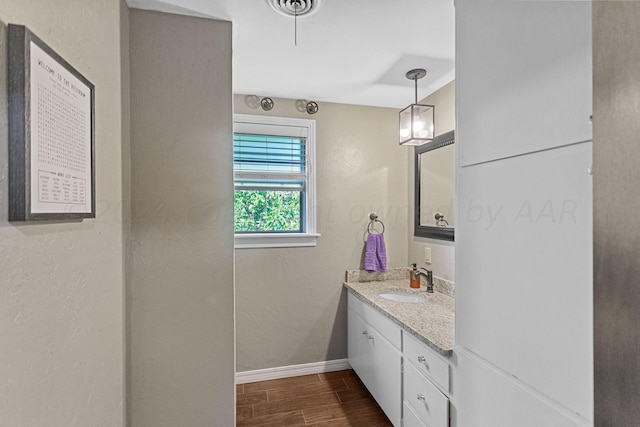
[399,69,435,146]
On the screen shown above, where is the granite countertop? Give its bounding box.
[344,280,454,356]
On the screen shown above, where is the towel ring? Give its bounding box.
[434,212,449,227]
[367,212,385,234]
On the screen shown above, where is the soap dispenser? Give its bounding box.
[410,263,420,289]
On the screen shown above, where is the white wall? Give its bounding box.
[128,10,235,426]
[0,1,126,425]
[408,81,456,281]
[234,95,409,371]
[455,1,593,426]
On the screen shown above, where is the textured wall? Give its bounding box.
[0,1,126,426]
[120,0,132,424]
[408,81,456,281]
[593,2,640,425]
[128,10,235,427]
[234,95,409,371]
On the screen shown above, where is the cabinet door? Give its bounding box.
[404,361,449,427]
[348,309,402,426]
[456,351,582,427]
[457,0,591,166]
[348,308,372,385]
[457,142,593,418]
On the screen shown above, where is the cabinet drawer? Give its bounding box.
[404,330,450,393]
[404,360,449,427]
[403,401,427,427]
[348,293,401,350]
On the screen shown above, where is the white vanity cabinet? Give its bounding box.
[348,294,402,426]
[347,292,451,427]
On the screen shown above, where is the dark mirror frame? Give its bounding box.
[414,130,455,241]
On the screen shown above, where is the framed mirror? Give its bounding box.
[414,130,455,241]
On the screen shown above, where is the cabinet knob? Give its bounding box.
[417,394,426,402]
[362,330,369,335]
[417,356,426,363]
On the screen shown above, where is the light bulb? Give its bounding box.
[413,121,424,132]
[400,128,410,138]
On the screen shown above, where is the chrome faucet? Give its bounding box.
[412,268,434,293]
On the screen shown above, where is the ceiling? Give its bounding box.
[127,0,456,108]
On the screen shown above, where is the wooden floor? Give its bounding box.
[236,369,393,426]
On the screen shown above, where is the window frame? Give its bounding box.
[233,114,319,249]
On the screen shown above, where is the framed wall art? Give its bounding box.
[8,24,95,221]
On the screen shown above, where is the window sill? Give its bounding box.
[234,233,321,249]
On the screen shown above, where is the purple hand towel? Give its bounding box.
[364,233,387,273]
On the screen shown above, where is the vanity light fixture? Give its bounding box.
[305,101,319,114]
[399,68,435,146]
[260,97,274,111]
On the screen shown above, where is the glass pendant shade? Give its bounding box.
[399,103,435,146]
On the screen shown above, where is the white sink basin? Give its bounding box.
[378,290,426,303]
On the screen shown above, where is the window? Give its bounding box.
[233,114,318,248]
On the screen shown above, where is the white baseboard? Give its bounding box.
[235,359,351,384]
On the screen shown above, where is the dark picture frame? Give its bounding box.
[8,24,95,221]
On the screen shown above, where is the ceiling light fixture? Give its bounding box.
[266,0,322,46]
[399,69,435,146]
